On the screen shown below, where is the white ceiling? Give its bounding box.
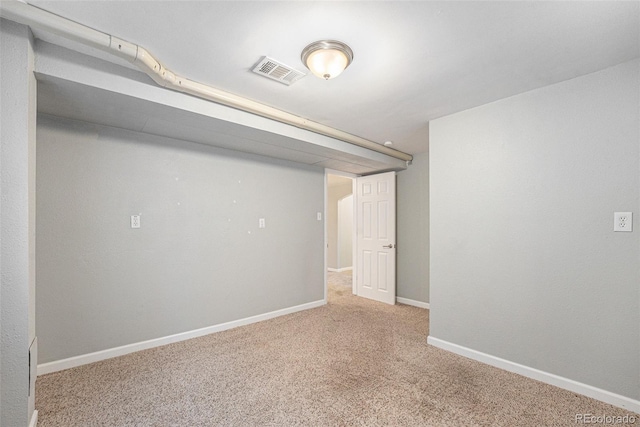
[28,1,640,154]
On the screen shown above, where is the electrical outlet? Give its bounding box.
[614,212,632,232]
[259,218,265,229]
[131,215,141,229]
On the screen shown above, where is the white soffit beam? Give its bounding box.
[0,0,413,163]
[35,42,407,174]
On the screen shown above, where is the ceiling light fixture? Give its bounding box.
[301,40,354,80]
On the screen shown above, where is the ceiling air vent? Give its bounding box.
[252,56,306,86]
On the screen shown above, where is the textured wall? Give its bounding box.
[0,19,37,427]
[327,178,353,269]
[430,60,640,399]
[337,195,353,269]
[36,115,325,364]
[397,152,429,303]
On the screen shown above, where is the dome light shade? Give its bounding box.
[301,40,354,80]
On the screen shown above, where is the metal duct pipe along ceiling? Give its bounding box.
[0,0,413,163]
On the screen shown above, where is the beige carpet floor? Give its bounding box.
[36,271,634,426]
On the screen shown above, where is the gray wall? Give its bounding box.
[36,115,325,364]
[429,59,639,399]
[337,195,353,269]
[327,178,353,270]
[397,151,429,303]
[0,20,37,427]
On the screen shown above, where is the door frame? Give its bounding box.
[324,169,358,302]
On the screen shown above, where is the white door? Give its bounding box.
[355,171,396,305]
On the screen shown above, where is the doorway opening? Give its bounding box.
[325,171,356,301]
[324,170,397,305]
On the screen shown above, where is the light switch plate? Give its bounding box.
[317,212,322,221]
[614,212,632,232]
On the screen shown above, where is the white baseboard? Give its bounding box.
[328,267,353,273]
[396,297,430,309]
[427,336,640,414]
[28,410,38,427]
[38,300,326,376]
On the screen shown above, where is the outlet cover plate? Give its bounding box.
[614,212,632,232]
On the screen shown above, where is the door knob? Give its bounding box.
[383,244,395,249]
